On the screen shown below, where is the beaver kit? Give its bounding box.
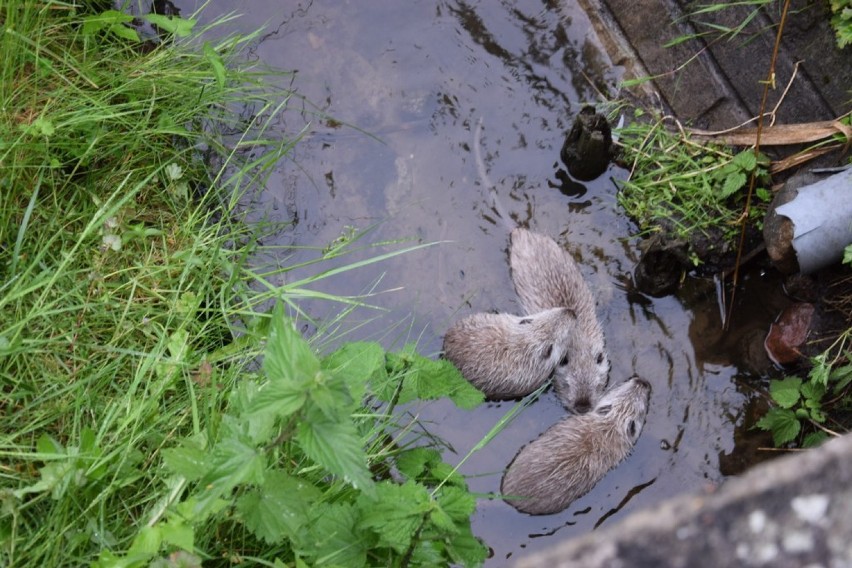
[443,226,651,515]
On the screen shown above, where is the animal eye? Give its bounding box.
[519,318,532,325]
[596,352,605,365]
[597,404,612,416]
[559,353,569,366]
[628,420,637,438]
[542,345,553,359]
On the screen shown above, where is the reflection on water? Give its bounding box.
[183,0,787,563]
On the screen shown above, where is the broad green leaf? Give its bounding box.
[236,471,319,545]
[248,379,308,420]
[800,380,826,403]
[395,447,441,481]
[310,503,367,567]
[161,519,194,551]
[108,22,141,42]
[357,481,431,554]
[37,434,63,454]
[308,373,353,420]
[436,486,477,522]
[844,244,852,266]
[322,341,386,408]
[232,380,280,443]
[409,541,445,566]
[128,525,162,557]
[161,439,207,481]
[143,14,197,37]
[719,172,747,199]
[731,151,757,172]
[768,377,802,408]
[296,407,374,494]
[264,304,319,385]
[756,408,800,446]
[195,436,265,514]
[446,523,489,567]
[802,431,829,448]
[203,42,226,88]
[81,10,134,35]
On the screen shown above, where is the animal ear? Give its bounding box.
[627,419,637,438]
[542,345,553,359]
[596,352,605,365]
[558,353,569,367]
[596,404,612,416]
[519,317,532,325]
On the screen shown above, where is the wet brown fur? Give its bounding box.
[501,376,651,515]
[510,228,611,413]
[443,307,577,399]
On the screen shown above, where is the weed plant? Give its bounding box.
[614,108,771,265]
[0,3,487,566]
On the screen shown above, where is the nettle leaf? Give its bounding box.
[264,304,320,385]
[435,486,477,523]
[357,480,431,554]
[731,150,757,172]
[309,503,367,567]
[390,347,485,409]
[719,171,747,199]
[81,10,133,35]
[162,438,208,481]
[447,523,489,567]
[322,341,386,408]
[296,406,374,495]
[395,447,441,481]
[756,408,801,446]
[236,471,320,545]
[248,379,308,420]
[769,377,802,408]
[308,371,353,420]
[195,436,265,514]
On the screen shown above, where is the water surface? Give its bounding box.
[184,1,783,563]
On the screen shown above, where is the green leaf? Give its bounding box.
[357,481,430,554]
[236,471,320,545]
[436,486,477,523]
[731,151,757,172]
[264,304,320,385]
[195,436,265,515]
[844,244,852,266]
[395,447,441,481]
[203,42,227,89]
[108,22,141,43]
[387,347,484,409]
[296,407,374,494]
[308,371,353,419]
[809,353,831,386]
[161,438,208,481]
[161,519,194,551]
[247,379,308,420]
[143,14,197,37]
[322,341,386,409]
[719,171,747,199]
[830,362,852,392]
[800,380,826,404]
[81,10,134,35]
[756,408,801,446]
[128,526,162,557]
[769,377,802,408]
[802,431,829,448]
[309,503,367,567]
[445,523,489,567]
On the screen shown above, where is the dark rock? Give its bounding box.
[560,106,613,181]
[633,234,689,297]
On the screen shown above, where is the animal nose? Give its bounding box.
[574,398,591,414]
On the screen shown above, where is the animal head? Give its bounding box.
[552,328,611,414]
[512,306,577,372]
[593,376,651,445]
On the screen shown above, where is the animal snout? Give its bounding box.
[573,397,592,414]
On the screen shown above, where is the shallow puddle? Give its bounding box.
[185,0,785,563]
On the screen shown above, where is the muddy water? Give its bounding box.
[184,0,786,563]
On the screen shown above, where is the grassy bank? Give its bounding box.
[0,3,487,566]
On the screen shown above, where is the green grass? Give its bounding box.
[613,107,772,265]
[0,3,488,566]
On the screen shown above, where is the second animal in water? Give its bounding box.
[501,376,651,515]
[510,227,611,414]
[443,307,577,399]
